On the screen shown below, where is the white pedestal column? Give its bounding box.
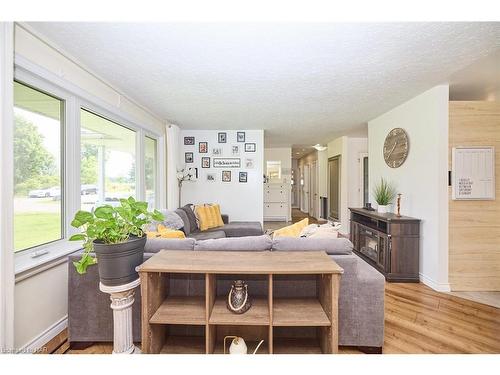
[99,278,141,354]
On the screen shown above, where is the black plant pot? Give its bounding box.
[93,236,146,287]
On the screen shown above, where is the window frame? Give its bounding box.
[79,106,140,207]
[13,75,76,272]
[14,60,163,274]
[13,80,67,253]
[144,135,160,209]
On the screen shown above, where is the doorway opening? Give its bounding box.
[328,155,341,220]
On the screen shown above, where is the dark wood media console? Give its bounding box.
[349,208,420,282]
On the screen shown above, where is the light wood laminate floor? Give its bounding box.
[59,282,499,354]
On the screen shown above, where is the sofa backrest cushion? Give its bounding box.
[194,235,272,251]
[145,238,195,253]
[181,204,199,232]
[272,237,353,255]
[174,208,191,234]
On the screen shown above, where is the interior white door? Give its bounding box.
[303,164,310,213]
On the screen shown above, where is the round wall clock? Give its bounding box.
[383,128,409,168]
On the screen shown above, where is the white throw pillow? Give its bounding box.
[309,228,339,239]
[300,224,320,237]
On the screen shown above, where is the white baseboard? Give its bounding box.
[419,273,451,292]
[18,315,67,353]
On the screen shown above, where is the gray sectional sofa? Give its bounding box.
[67,233,385,352]
[174,205,264,239]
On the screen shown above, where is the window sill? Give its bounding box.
[15,240,82,276]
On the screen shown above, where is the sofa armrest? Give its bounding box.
[353,257,385,347]
[221,214,229,224]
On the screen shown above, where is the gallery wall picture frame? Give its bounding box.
[239,171,248,183]
[218,132,227,143]
[237,132,246,142]
[184,136,195,145]
[245,158,254,169]
[212,147,223,156]
[199,142,208,153]
[245,143,256,152]
[206,173,216,182]
[231,145,240,156]
[213,158,241,168]
[201,157,211,168]
[222,170,231,182]
[185,152,194,163]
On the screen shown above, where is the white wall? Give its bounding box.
[180,130,264,223]
[264,147,292,221]
[12,24,166,349]
[14,263,68,349]
[166,124,181,210]
[318,150,328,199]
[347,138,368,213]
[368,85,449,291]
[326,137,367,233]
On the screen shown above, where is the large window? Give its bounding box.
[11,72,162,266]
[80,109,136,211]
[13,82,63,252]
[145,136,157,208]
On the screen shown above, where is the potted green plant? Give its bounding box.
[372,178,397,213]
[69,197,164,286]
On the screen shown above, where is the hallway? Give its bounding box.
[263,208,319,231]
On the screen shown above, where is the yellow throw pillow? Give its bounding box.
[295,218,309,233]
[211,204,224,227]
[145,231,161,239]
[273,218,309,238]
[157,224,186,238]
[208,205,218,228]
[195,205,215,231]
[159,230,185,239]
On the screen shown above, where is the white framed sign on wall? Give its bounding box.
[452,146,495,200]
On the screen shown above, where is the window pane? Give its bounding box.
[13,82,63,251]
[145,137,157,208]
[80,109,136,211]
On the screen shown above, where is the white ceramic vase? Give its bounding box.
[229,337,248,354]
[377,204,389,213]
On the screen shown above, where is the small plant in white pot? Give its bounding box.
[69,197,164,286]
[372,178,397,214]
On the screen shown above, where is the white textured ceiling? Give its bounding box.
[26,22,500,147]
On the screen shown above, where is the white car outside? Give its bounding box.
[28,186,60,198]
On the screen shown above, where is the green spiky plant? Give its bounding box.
[372,178,397,206]
[69,197,164,274]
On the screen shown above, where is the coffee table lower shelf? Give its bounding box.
[159,336,323,354]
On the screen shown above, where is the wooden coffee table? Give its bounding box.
[138,250,343,354]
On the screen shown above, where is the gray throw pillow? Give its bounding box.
[194,235,272,251]
[145,210,184,231]
[272,237,353,255]
[174,208,191,234]
[181,204,198,232]
[160,209,184,229]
